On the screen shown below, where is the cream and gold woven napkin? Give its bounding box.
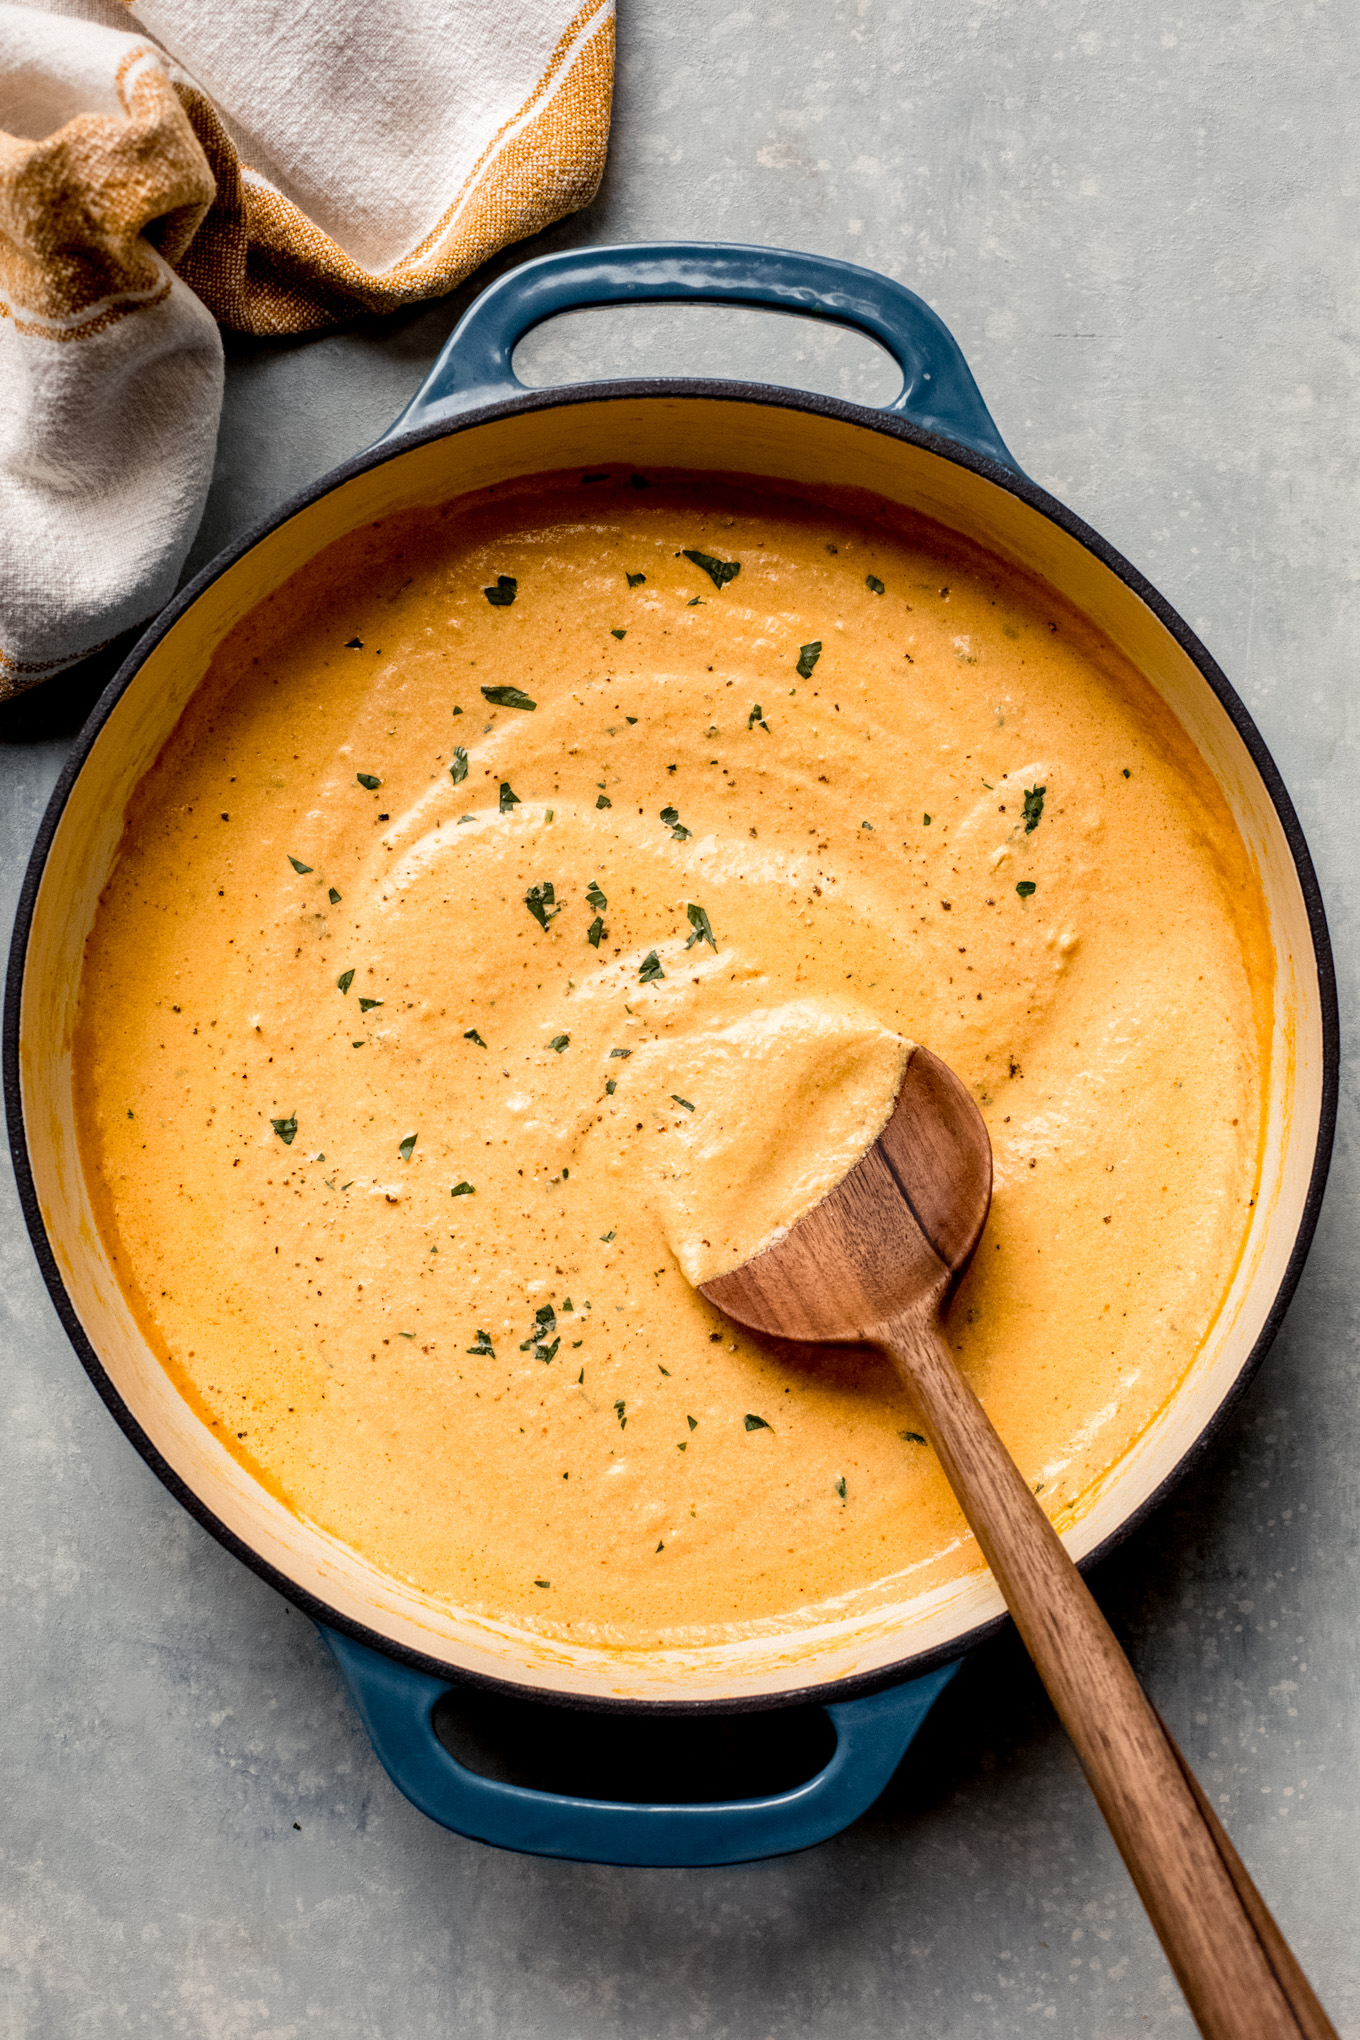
[0,0,614,695]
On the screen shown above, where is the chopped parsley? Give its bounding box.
[611,628,627,640]
[687,1414,698,1430]
[1023,784,1046,832]
[288,855,313,874]
[601,1229,616,1242]
[398,1133,417,1161]
[596,793,612,809]
[747,704,769,732]
[467,1329,494,1354]
[638,949,666,983]
[744,1413,770,1432]
[536,1338,560,1363]
[899,1429,926,1444]
[614,1400,627,1429]
[345,637,363,649]
[659,804,691,841]
[796,642,822,679]
[685,902,717,951]
[499,781,520,812]
[1016,880,1037,899]
[586,881,608,912]
[358,996,383,1012]
[483,575,517,606]
[356,773,382,790]
[682,549,741,589]
[836,1476,847,1500]
[328,887,341,904]
[605,1078,617,1094]
[525,881,561,929]
[464,1028,487,1046]
[671,1095,695,1113]
[449,747,469,784]
[923,814,932,826]
[482,684,536,710]
[271,1114,298,1144]
[1123,767,1132,779]
[337,970,354,994]
[534,1578,551,1589]
[626,572,646,587]
[549,1034,571,1053]
[609,1047,632,1058]
[587,916,605,947]
[451,1181,475,1197]
[866,574,885,595]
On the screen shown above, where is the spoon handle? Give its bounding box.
[882,1311,1337,2040]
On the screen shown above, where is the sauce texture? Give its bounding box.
[73,473,1271,1647]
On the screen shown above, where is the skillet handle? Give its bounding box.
[321,1625,958,1867]
[379,241,1017,470]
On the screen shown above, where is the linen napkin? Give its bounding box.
[0,0,614,696]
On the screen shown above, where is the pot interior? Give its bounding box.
[14,392,1327,1705]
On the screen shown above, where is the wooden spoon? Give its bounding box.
[702,1044,1335,2040]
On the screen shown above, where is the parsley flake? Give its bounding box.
[796,642,822,679]
[536,1338,560,1363]
[605,1078,617,1094]
[451,1181,475,1197]
[482,684,536,711]
[866,574,885,595]
[271,1114,297,1144]
[659,805,691,841]
[499,782,521,812]
[1016,880,1037,899]
[747,704,769,732]
[1123,767,1132,779]
[288,855,313,874]
[534,1578,551,1588]
[464,1028,486,1046]
[609,1047,632,1058]
[682,549,741,589]
[611,628,627,640]
[671,1095,695,1113]
[356,773,381,790]
[483,575,517,606]
[587,916,606,947]
[467,1328,494,1353]
[638,950,666,984]
[626,572,646,587]
[601,1229,616,1242]
[596,793,612,809]
[358,996,383,1012]
[525,881,561,929]
[449,747,469,784]
[328,887,341,904]
[744,1413,770,1432]
[687,1414,697,1431]
[587,881,608,912]
[836,1476,847,1500]
[899,1430,926,1444]
[923,814,932,826]
[337,970,354,994]
[685,902,717,951]
[398,1133,417,1161]
[345,637,363,649]
[549,1034,570,1053]
[1023,784,1046,832]
[615,1400,627,1428]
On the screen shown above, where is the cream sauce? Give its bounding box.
[73,472,1271,1648]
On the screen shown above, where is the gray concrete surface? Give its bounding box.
[3,0,1358,2032]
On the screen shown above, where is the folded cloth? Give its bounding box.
[0,0,614,695]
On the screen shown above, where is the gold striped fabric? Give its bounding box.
[0,0,614,691]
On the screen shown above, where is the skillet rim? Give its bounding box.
[3,374,1339,1715]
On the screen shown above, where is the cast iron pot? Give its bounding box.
[5,242,1337,1868]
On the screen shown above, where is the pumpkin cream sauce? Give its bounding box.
[74,472,1272,1649]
